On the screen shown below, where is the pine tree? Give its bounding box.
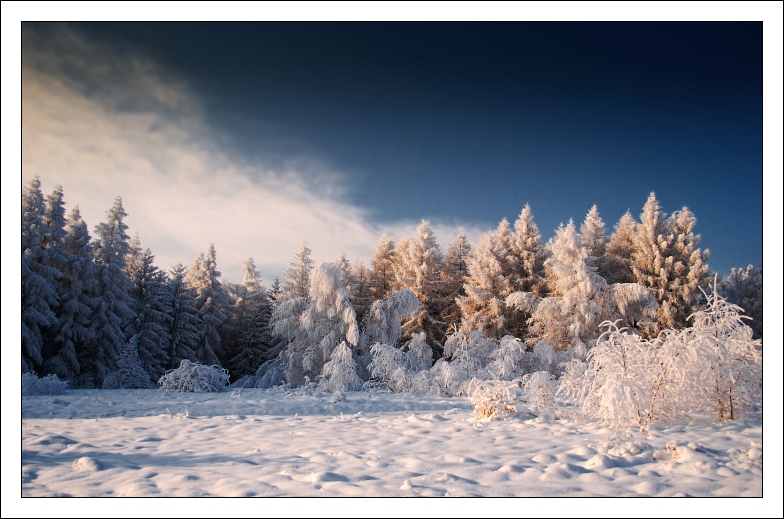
[126,247,173,383]
[370,232,396,299]
[226,257,269,380]
[275,263,359,386]
[441,229,472,334]
[89,196,136,386]
[659,207,710,328]
[392,221,448,353]
[511,204,547,296]
[631,192,670,334]
[528,220,605,353]
[719,263,762,338]
[282,240,314,301]
[42,205,97,381]
[185,244,228,367]
[267,277,282,309]
[457,232,509,338]
[21,177,58,371]
[602,210,637,284]
[579,205,607,259]
[350,259,374,324]
[166,263,200,369]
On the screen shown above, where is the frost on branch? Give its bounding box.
[359,288,419,349]
[466,378,521,421]
[158,359,230,393]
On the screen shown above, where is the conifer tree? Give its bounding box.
[21,177,58,371]
[370,232,396,300]
[602,210,637,284]
[392,221,447,353]
[186,244,229,366]
[43,206,98,381]
[126,247,173,383]
[89,196,136,385]
[166,263,200,369]
[226,257,270,380]
[442,229,472,333]
[511,204,547,296]
[282,240,314,301]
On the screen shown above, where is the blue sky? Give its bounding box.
[11,7,780,284]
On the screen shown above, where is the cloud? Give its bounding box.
[21,25,490,283]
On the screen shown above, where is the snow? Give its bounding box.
[14,387,777,516]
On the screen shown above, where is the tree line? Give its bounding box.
[21,177,762,390]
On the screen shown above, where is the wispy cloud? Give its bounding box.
[21,25,489,283]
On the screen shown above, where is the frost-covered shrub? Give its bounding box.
[158,359,229,392]
[319,341,362,392]
[520,371,557,416]
[22,372,69,395]
[232,357,286,389]
[103,336,152,389]
[404,332,433,371]
[466,378,521,421]
[367,342,420,393]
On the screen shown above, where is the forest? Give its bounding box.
[21,176,763,428]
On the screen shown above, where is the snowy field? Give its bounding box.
[16,386,775,514]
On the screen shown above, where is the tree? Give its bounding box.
[511,204,547,296]
[720,263,762,338]
[104,335,152,389]
[275,263,360,386]
[318,341,363,393]
[21,177,58,372]
[226,257,270,380]
[579,204,607,260]
[528,220,605,353]
[88,196,135,385]
[166,262,201,369]
[185,244,229,367]
[370,232,396,299]
[392,220,448,352]
[43,206,98,381]
[659,207,709,329]
[282,240,313,301]
[441,229,472,334]
[457,232,509,338]
[350,259,374,324]
[601,210,637,284]
[126,247,173,383]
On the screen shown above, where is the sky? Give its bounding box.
[7,4,783,285]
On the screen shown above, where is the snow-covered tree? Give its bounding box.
[275,263,360,386]
[185,244,229,366]
[225,257,270,380]
[441,229,472,334]
[370,232,396,299]
[686,280,762,421]
[21,177,58,372]
[43,206,98,381]
[318,341,362,393]
[267,277,282,309]
[579,204,607,259]
[600,210,637,284]
[457,232,509,338]
[511,204,547,296]
[282,240,313,301]
[349,259,374,324]
[659,206,710,329]
[393,221,448,352]
[528,220,605,353]
[89,196,136,385]
[719,263,762,338]
[103,335,152,389]
[166,263,200,369]
[126,247,173,383]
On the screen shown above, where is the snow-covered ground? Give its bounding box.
[14,386,776,514]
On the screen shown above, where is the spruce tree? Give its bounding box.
[185,244,228,367]
[166,262,200,369]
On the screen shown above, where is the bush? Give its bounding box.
[158,360,230,393]
[22,372,69,395]
[466,378,521,421]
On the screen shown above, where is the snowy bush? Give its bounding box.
[103,335,152,389]
[466,378,521,421]
[232,357,287,389]
[319,341,362,393]
[520,371,557,417]
[22,372,69,395]
[158,359,230,393]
